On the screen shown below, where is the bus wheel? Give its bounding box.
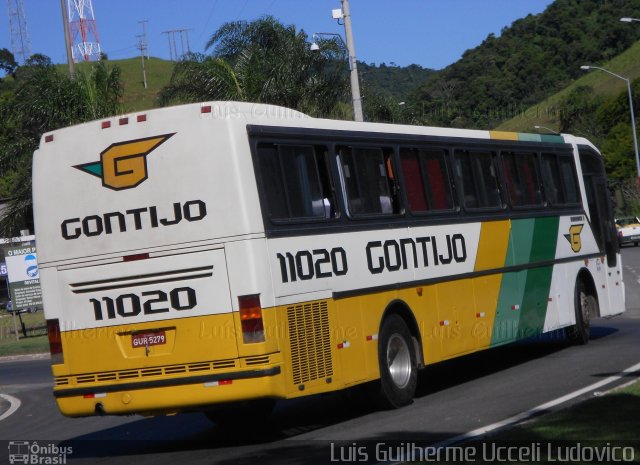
[567,279,593,345]
[376,314,417,408]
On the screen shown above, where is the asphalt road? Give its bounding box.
[1,247,640,464]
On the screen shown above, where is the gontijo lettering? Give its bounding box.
[366,234,467,274]
[60,200,207,240]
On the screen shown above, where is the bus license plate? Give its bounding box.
[132,331,166,348]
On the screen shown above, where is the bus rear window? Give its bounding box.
[400,148,454,213]
[256,143,336,221]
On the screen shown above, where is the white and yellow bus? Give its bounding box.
[33,102,624,417]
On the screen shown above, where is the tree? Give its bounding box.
[0,48,17,77]
[0,58,123,237]
[159,16,349,118]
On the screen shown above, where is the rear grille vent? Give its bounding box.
[54,358,242,387]
[287,301,333,385]
[141,368,162,377]
[76,375,95,384]
[212,360,236,369]
[245,355,270,366]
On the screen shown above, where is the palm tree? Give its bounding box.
[0,58,123,237]
[159,16,350,118]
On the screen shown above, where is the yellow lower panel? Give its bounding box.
[56,370,286,417]
[54,310,278,378]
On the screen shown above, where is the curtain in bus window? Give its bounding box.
[400,150,428,212]
[541,154,564,205]
[425,151,453,210]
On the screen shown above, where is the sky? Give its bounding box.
[4,0,555,70]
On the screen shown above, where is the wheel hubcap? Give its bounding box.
[387,333,411,388]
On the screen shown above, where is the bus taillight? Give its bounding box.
[238,294,265,343]
[47,319,64,365]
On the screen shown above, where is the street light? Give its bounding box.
[310,0,364,122]
[534,125,559,134]
[620,17,640,23]
[581,65,640,186]
[310,30,364,122]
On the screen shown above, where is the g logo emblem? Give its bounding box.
[564,224,584,253]
[74,133,175,190]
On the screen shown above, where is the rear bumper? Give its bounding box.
[54,365,285,417]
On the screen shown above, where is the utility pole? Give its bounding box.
[136,35,147,88]
[60,0,74,75]
[162,30,174,61]
[179,29,192,55]
[139,19,149,59]
[136,20,148,88]
[340,0,363,122]
[163,28,192,61]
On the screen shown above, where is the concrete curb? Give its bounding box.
[0,352,50,363]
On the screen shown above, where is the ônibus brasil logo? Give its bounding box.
[74,133,175,190]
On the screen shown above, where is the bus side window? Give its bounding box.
[256,143,336,221]
[541,153,564,205]
[399,147,454,213]
[339,146,400,216]
[454,150,502,210]
[501,152,543,207]
[558,156,580,204]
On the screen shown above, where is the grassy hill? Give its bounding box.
[410,0,640,129]
[57,57,174,112]
[497,40,640,132]
[61,57,430,114]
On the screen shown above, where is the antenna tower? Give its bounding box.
[7,0,32,64]
[67,0,101,62]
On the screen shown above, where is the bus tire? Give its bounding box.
[566,278,593,345]
[376,314,418,409]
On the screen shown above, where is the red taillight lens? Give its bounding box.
[47,319,64,365]
[239,294,265,343]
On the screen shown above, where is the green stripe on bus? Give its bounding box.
[491,217,559,345]
[517,217,559,337]
[491,218,533,345]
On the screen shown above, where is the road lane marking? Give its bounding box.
[429,360,640,450]
[0,393,21,422]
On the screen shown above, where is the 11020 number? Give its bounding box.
[90,287,197,321]
[276,248,348,283]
